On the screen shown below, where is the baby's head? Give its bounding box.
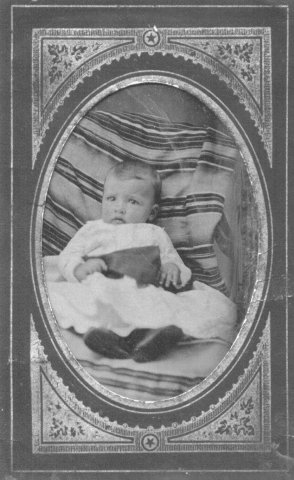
[102,160,161,225]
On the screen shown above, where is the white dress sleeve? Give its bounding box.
[58,221,98,282]
[156,227,192,286]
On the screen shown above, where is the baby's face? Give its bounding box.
[102,175,158,225]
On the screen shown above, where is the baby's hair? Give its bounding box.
[105,160,162,204]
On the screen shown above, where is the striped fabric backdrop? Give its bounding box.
[43,109,241,297]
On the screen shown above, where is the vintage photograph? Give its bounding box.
[42,83,257,401]
[4,1,292,476]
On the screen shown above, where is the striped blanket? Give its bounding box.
[43,109,242,400]
[43,109,240,297]
[61,328,230,401]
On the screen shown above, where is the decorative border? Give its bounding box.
[31,315,271,454]
[32,27,272,166]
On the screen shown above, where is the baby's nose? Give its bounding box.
[114,201,126,213]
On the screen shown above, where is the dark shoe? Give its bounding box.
[83,328,131,359]
[125,329,150,351]
[132,326,183,363]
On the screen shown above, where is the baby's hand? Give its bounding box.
[160,262,181,289]
[74,258,107,282]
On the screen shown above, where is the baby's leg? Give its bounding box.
[124,329,150,350]
[131,326,183,363]
[83,328,131,359]
[83,327,184,362]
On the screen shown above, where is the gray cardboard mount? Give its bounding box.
[1,1,293,478]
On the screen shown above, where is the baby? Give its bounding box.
[49,160,237,362]
[73,161,187,289]
[58,160,192,361]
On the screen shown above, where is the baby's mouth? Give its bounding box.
[111,218,125,224]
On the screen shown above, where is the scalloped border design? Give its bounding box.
[31,315,271,454]
[32,27,272,167]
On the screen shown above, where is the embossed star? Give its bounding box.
[147,32,157,44]
[141,433,159,451]
[145,436,155,448]
[143,29,160,47]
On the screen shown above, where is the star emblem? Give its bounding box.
[147,32,156,44]
[141,433,159,451]
[146,436,155,447]
[143,29,161,47]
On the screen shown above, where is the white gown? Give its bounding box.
[45,220,237,343]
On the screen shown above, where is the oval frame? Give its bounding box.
[33,73,272,410]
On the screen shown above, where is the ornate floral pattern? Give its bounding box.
[47,44,88,84]
[42,372,134,444]
[195,39,260,103]
[167,372,260,444]
[212,394,256,438]
[48,400,85,440]
[215,397,255,436]
[42,37,131,109]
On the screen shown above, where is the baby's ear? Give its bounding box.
[148,204,159,222]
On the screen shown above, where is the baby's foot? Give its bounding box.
[132,326,183,363]
[83,328,131,359]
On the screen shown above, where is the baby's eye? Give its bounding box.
[106,195,116,202]
[129,198,139,205]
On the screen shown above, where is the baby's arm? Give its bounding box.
[160,262,181,288]
[58,222,99,282]
[156,227,192,288]
[74,258,107,281]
